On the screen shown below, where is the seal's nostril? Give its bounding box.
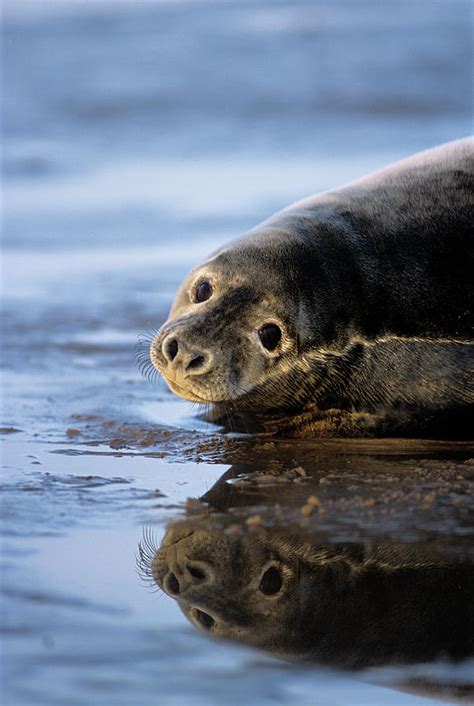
[187,563,206,581]
[186,355,205,372]
[164,338,179,362]
[165,572,180,595]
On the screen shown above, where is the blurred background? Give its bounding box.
[1,2,473,705]
[3,0,472,253]
[3,0,472,430]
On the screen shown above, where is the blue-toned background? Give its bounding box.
[2,2,472,704]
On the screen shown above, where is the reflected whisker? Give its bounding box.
[136,525,161,589]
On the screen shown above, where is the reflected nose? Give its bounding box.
[163,562,211,596]
[161,334,212,376]
[165,572,180,595]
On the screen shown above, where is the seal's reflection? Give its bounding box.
[140,515,474,668]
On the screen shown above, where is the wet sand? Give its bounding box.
[3,415,473,704]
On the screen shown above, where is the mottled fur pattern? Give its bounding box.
[149,139,474,437]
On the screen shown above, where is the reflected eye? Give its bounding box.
[195,609,215,629]
[195,280,213,303]
[258,324,281,351]
[259,566,283,595]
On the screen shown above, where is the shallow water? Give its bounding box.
[2,1,473,704]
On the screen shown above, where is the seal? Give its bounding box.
[140,517,474,667]
[148,138,474,436]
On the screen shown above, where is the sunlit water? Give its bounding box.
[2,1,473,704]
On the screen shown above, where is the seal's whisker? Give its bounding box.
[136,525,161,587]
[135,326,167,388]
[135,327,160,355]
[219,399,234,433]
[225,398,244,434]
[135,329,163,385]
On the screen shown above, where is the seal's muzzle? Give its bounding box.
[160,332,214,378]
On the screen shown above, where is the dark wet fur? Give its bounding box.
[211,338,474,438]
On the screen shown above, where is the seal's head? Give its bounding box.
[149,229,334,411]
[140,516,473,666]
[141,519,379,662]
[146,520,326,658]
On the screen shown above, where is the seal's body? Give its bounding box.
[150,139,473,436]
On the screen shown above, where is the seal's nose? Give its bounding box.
[161,334,213,376]
[163,562,212,596]
[164,337,179,362]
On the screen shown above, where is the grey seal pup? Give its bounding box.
[147,138,473,436]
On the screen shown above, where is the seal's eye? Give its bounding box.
[195,609,215,629]
[195,280,213,303]
[259,566,283,595]
[258,324,281,351]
